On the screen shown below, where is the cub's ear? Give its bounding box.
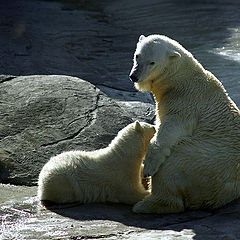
[139,35,146,42]
[168,49,181,58]
[151,125,156,133]
[135,121,142,133]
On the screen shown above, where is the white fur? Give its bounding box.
[130,34,240,213]
[38,121,155,205]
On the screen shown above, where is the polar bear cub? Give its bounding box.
[38,121,155,205]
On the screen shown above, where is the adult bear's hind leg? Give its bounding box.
[132,193,184,214]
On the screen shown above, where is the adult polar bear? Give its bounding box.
[129,34,240,214]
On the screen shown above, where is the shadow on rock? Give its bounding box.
[47,198,240,240]
[49,201,210,229]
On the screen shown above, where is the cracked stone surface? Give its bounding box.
[1,184,240,239]
[0,75,133,186]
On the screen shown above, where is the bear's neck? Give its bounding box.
[152,87,169,124]
[151,55,206,123]
[151,83,172,105]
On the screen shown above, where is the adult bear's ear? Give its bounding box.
[168,49,181,58]
[139,35,146,42]
[135,121,142,132]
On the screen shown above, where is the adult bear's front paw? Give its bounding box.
[143,143,161,177]
[143,156,161,178]
[143,143,170,177]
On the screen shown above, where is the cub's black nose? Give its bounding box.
[129,73,138,83]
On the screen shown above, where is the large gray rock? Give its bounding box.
[0,75,133,186]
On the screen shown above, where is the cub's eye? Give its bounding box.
[135,54,139,59]
[150,62,155,65]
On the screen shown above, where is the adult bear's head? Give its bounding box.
[129,34,185,92]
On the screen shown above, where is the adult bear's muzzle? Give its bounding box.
[129,72,139,82]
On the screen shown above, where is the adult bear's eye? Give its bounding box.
[150,62,155,65]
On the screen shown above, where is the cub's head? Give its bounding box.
[129,34,182,92]
[134,121,155,148]
[112,121,155,157]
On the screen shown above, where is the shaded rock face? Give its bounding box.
[0,75,133,186]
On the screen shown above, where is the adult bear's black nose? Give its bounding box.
[129,73,138,82]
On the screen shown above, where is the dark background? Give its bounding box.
[1,0,240,105]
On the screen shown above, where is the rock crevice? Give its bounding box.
[41,92,101,148]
